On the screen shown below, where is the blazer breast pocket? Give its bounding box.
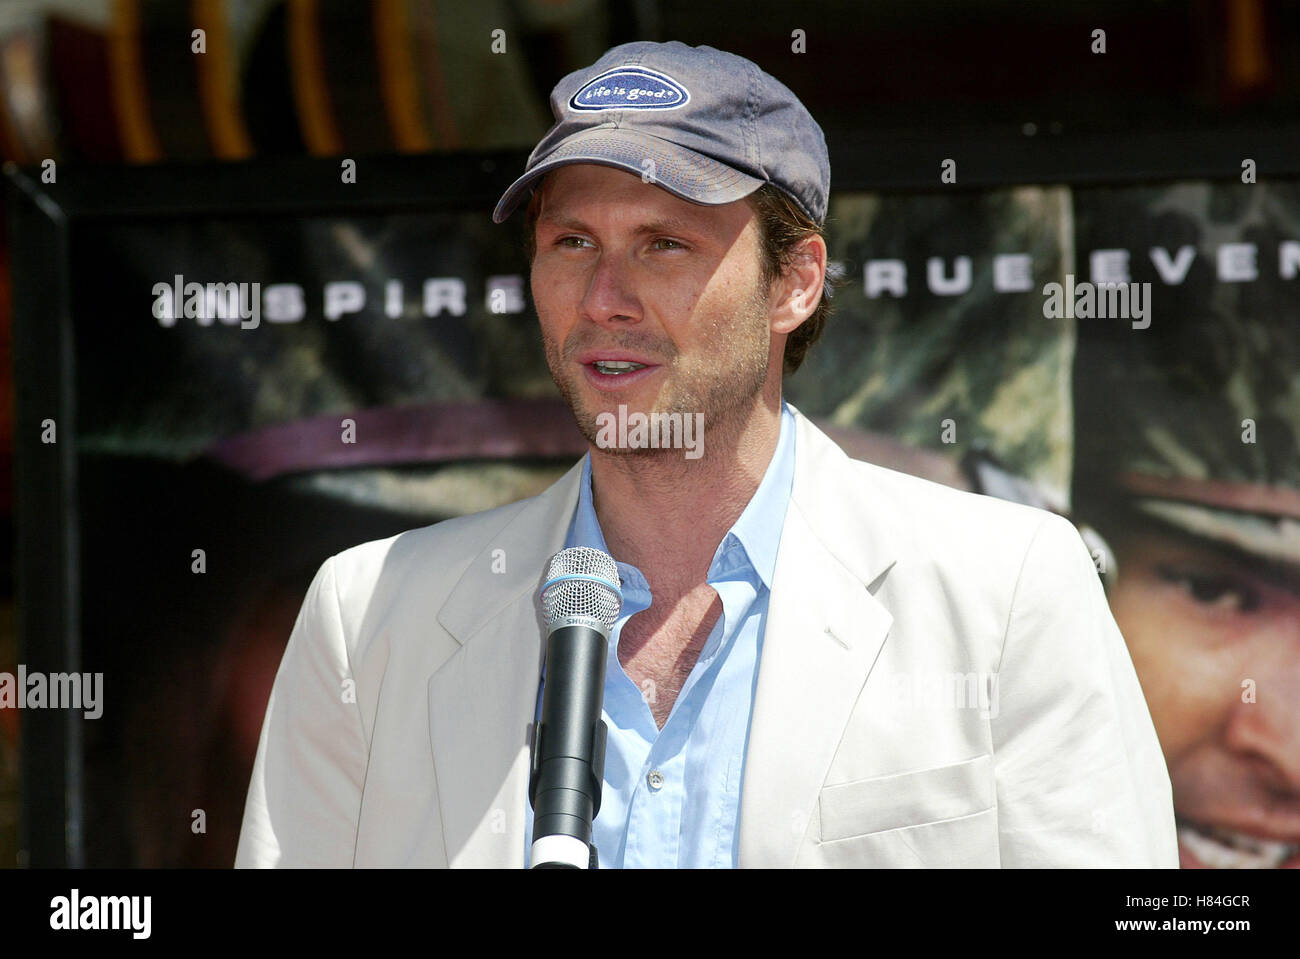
[818,753,995,843]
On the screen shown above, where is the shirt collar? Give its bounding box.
[566,401,796,591]
[729,401,796,589]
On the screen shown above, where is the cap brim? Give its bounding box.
[491,127,765,223]
[1134,498,1300,567]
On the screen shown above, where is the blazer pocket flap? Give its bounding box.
[819,754,994,842]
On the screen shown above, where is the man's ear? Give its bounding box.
[768,234,827,336]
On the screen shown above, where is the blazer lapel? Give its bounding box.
[738,410,899,867]
[428,458,583,867]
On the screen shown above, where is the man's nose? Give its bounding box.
[1223,620,1300,793]
[579,251,641,326]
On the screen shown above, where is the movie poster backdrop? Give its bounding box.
[8,171,1297,867]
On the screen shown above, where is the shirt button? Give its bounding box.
[646,769,665,791]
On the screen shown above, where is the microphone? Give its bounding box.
[529,546,622,869]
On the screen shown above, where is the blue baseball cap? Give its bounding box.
[491,41,830,226]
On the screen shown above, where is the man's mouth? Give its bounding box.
[590,360,649,375]
[574,351,663,392]
[1177,819,1300,868]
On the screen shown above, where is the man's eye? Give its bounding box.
[1156,566,1261,613]
[651,238,685,251]
[556,236,592,249]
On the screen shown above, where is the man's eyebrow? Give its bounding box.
[630,216,701,236]
[535,211,703,236]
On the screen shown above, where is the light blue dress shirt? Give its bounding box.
[524,402,796,868]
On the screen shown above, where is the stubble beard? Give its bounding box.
[542,284,772,461]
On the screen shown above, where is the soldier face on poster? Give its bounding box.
[1072,180,1300,869]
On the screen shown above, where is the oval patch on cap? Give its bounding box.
[569,66,690,112]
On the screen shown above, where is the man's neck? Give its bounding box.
[588,397,784,598]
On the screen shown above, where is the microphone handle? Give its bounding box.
[529,622,609,868]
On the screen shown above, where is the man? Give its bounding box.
[236,41,1177,868]
[1071,182,1300,869]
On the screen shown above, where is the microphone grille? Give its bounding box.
[541,547,622,631]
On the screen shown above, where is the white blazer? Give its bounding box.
[235,407,1178,868]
